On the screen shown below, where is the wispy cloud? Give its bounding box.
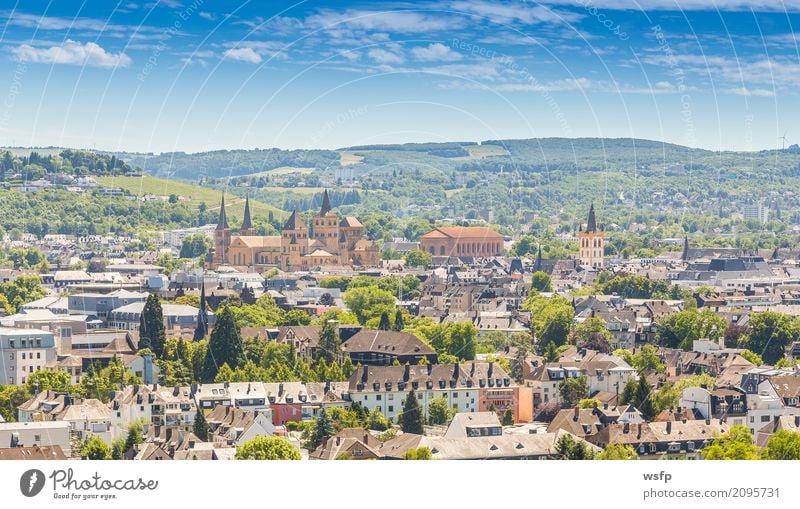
[368,48,405,64]
[449,0,583,24]
[412,43,462,61]
[535,0,798,11]
[12,39,131,68]
[2,11,164,35]
[723,87,776,97]
[223,47,263,64]
[305,8,466,33]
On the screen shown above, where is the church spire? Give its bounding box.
[534,244,543,271]
[194,281,209,341]
[682,235,690,262]
[319,189,332,215]
[586,203,597,232]
[216,193,229,230]
[240,195,254,235]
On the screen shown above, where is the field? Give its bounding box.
[96,175,285,217]
[267,166,317,175]
[339,152,364,166]
[464,144,510,159]
[260,186,325,195]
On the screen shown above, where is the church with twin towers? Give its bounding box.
[209,190,380,271]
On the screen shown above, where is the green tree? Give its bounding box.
[701,425,761,460]
[281,309,312,326]
[403,446,432,460]
[573,317,613,353]
[139,294,166,358]
[179,233,212,259]
[202,306,245,382]
[80,436,112,460]
[740,349,763,366]
[427,396,455,425]
[632,344,665,373]
[404,249,432,269]
[446,322,477,360]
[555,433,594,459]
[26,370,71,393]
[0,385,31,422]
[343,286,396,324]
[0,274,46,312]
[194,410,210,441]
[317,319,342,364]
[655,308,726,351]
[308,408,335,450]
[111,438,127,460]
[235,436,301,460]
[524,293,573,348]
[596,443,637,460]
[124,421,144,453]
[558,376,589,408]
[742,312,799,365]
[531,271,553,292]
[502,408,514,426]
[366,408,391,431]
[378,311,391,331]
[393,309,405,331]
[400,390,425,435]
[761,429,800,460]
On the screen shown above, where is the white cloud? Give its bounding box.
[368,48,404,64]
[223,47,263,64]
[3,11,164,35]
[535,0,797,11]
[724,87,776,97]
[450,1,583,24]
[12,40,131,68]
[307,9,464,33]
[412,43,462,61]
[198,11,216,21]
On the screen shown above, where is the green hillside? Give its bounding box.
[96,175,285,219]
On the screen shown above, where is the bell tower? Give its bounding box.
[578,203,604,268]
[213,193,231,265]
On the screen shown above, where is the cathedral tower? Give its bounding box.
[578,203,604,268]
[213,194,231,265]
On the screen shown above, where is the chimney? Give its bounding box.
[427,364,433,375]
[278,383,284,397]
[322,437,328,449]
[573,406,579,421]
[247,383,251,394]
[336,436,341,446]
[623,422,630,433]
[666,421,672,434]
[488,362,494,378]
[637,423,642,439]
[452,363,459,380]
[705,418,711,425]
[403,364,410,382]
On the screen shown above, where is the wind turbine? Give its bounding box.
[779,132,788,151]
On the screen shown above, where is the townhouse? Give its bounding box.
[347,362,511,421]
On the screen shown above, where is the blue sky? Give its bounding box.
[0,0,798,153]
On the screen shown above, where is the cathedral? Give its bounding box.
[209,190,379,271]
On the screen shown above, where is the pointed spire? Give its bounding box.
[216,193,229,230]
[534,244,543,271]
[241,195,253,231]
[682,235,690,262]
[319,189,332,215]
[283,210,304,230]
[194,281,209,341]
[586,203,597,232]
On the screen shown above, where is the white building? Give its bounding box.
[110,384,197,439]
[163,224,216,249]
[742,202,769,224]
[0,421,72,455]
[746,380,798,434]
[0,327,57,385]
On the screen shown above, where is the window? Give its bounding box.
[750,416,755,423]
[21,353,25,360]
[687,442,695,451]
[376,395,381,401]
[649,444,656,453]
[8,353,13,360]
[388,406,394,412]
[35,434,41,442]
[761,415,771,423]
[37,352,41,359]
